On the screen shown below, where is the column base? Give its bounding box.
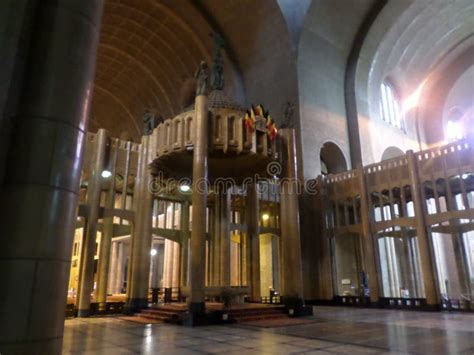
[125,298,148,314]
[77,309,90,317]
[182,302,205,326]
[188,301,205,315]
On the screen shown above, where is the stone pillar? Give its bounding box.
[246,183,261,302]
[0,0,103,352]
[77,129,109,316]
[219,190,231,286]
[108,241,119,293]
[396,236,414,296]
[180,201,190,288]
[316,176,334,300]
[211,195,221,285]
[163,239,172,287]
[97,138,118,306]
[188,83,209,315]
[126,135,154,311]
[407,150,439,306]
[121,142,131,211]
[115,242,124,293]
[172,242,180,288]
[357,164,380,302]
[279,129,304,301]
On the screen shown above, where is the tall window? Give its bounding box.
[445,107,464,141]
[380,81,405,131]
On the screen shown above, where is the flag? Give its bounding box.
[255,104,264,117]
[244,110,255,131]
[269,123,278,140]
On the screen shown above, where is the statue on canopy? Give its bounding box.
[195,61,209,96]
[143,108,160,135]
[210,32,225,90]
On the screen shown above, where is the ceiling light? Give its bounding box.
[101,170,112,178]
[150,249,157,256]
[179,184,191,192]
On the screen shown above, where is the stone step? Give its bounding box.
[227,309,287,316]
[141,309,185,316]
[135,306,186,324]
[226,307,290,323]
[135,313,169,321]
[231,314,289,322]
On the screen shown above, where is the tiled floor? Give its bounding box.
[62,306,474,354]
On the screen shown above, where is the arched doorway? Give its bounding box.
[320,142,347,175]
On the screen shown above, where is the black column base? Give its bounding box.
[125,298,148,314]
[181,302,213,326]
[77,309,90,317]
[189,302,205,314]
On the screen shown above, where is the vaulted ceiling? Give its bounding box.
[89,0,474,152]
[89,0,293,142]
[89,0,213,140]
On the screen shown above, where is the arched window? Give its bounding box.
[379,81,405,131]
[445,107,463,141]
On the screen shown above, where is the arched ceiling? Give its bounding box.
[350,0,474,162]
[89,0,294,142]
[90,0,214,141]
[370,0,474,94]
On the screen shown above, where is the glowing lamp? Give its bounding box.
[101,170,112,178]
[179,184,191,192]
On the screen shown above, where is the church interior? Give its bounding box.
[1,0,473,354]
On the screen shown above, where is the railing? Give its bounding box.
[415,139,470,162]
[261,294,281,304]
[441,295,473,312]
[364,156,408,175]
[325,170,358,184]
[149,287,183,303]
[153,112,276,159]
[378,297,427,310]
[333,295,371,306]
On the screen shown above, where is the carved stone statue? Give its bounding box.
[143,108,158,135]
[281,101,295,128]
[211,32,225,90]
[195,61,209,96]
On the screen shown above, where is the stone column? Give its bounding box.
[279,128,304,301]
[219,189,231,286]
[108,241,119,293]
[407,150,439,306]
[180,201,190,288]
[211,195,221,285]
[97,138,118,307]
[0,0,103,352]
[77,129,109,316]
[188,81,209,316]
[357,164,380,302]
[163,239,172,287]
[116,242,125,293]
[246,183,261,302]
[172,242,180,288]
[126,135,154,311]
[316,175,334,301]
[396,236,414,296]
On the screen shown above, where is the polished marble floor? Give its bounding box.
[62,306,474,354]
